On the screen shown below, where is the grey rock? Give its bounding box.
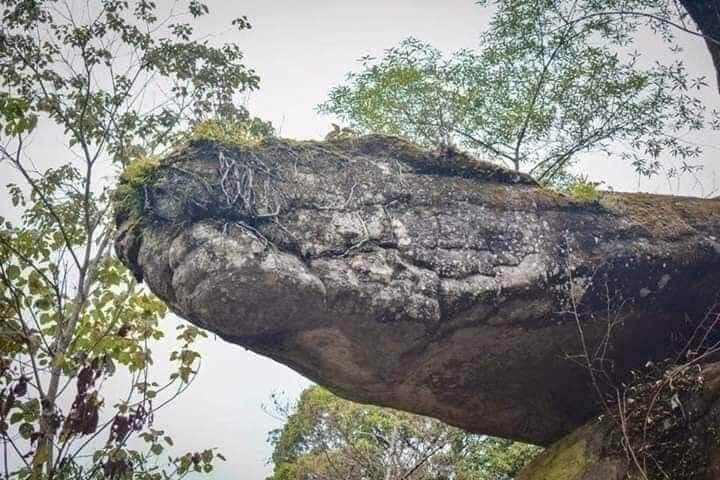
[115,135,720,445]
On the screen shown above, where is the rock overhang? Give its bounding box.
[114,135,720,445]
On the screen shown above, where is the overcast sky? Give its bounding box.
[2,1,720,478]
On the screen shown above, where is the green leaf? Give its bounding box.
[93,450,104,464]
[19,422,34,439]
[150,443,164,455]
[6,265,20,280]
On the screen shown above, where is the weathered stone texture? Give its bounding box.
[115,135,720,445]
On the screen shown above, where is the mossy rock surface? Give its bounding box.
[519,421,627,480]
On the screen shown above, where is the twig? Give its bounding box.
[311,182,358,211]
[341,214,371,256]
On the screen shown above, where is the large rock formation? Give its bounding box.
[114,135,720,447]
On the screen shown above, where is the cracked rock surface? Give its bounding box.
[115,135,720,445]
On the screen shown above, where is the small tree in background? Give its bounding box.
[266,386,540,480]
[0,1,263,478]
[319,0,715,184]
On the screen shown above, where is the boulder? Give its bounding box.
[114,135,720,445]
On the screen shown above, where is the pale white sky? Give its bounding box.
[2,1,719,479]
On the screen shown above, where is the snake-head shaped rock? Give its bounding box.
[115,135,720,445]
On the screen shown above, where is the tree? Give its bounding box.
[319,1,715,183]
[454,437,542,480]
[0,1,263,478]
[512,1,720,95]
[266,386,540,480]
[489,0,720,95]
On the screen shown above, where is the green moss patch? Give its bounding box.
[519,430,590,480]
[599,192,708,238]
[181,119,266,148]
[113,155,162,224]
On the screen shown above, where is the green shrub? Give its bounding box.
[114,155,161,222]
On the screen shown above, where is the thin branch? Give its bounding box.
[0,143,83,271]
[565,10,720,47]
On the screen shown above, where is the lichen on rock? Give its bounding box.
[519,423,601,480]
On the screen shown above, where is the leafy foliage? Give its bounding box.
[267,386,541,480]
[0,0,263,478]
[319,1,715,182]
[565,175,603,201]
[455,437,542,480]
[179,115,275,148]
[114,156,162,224]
